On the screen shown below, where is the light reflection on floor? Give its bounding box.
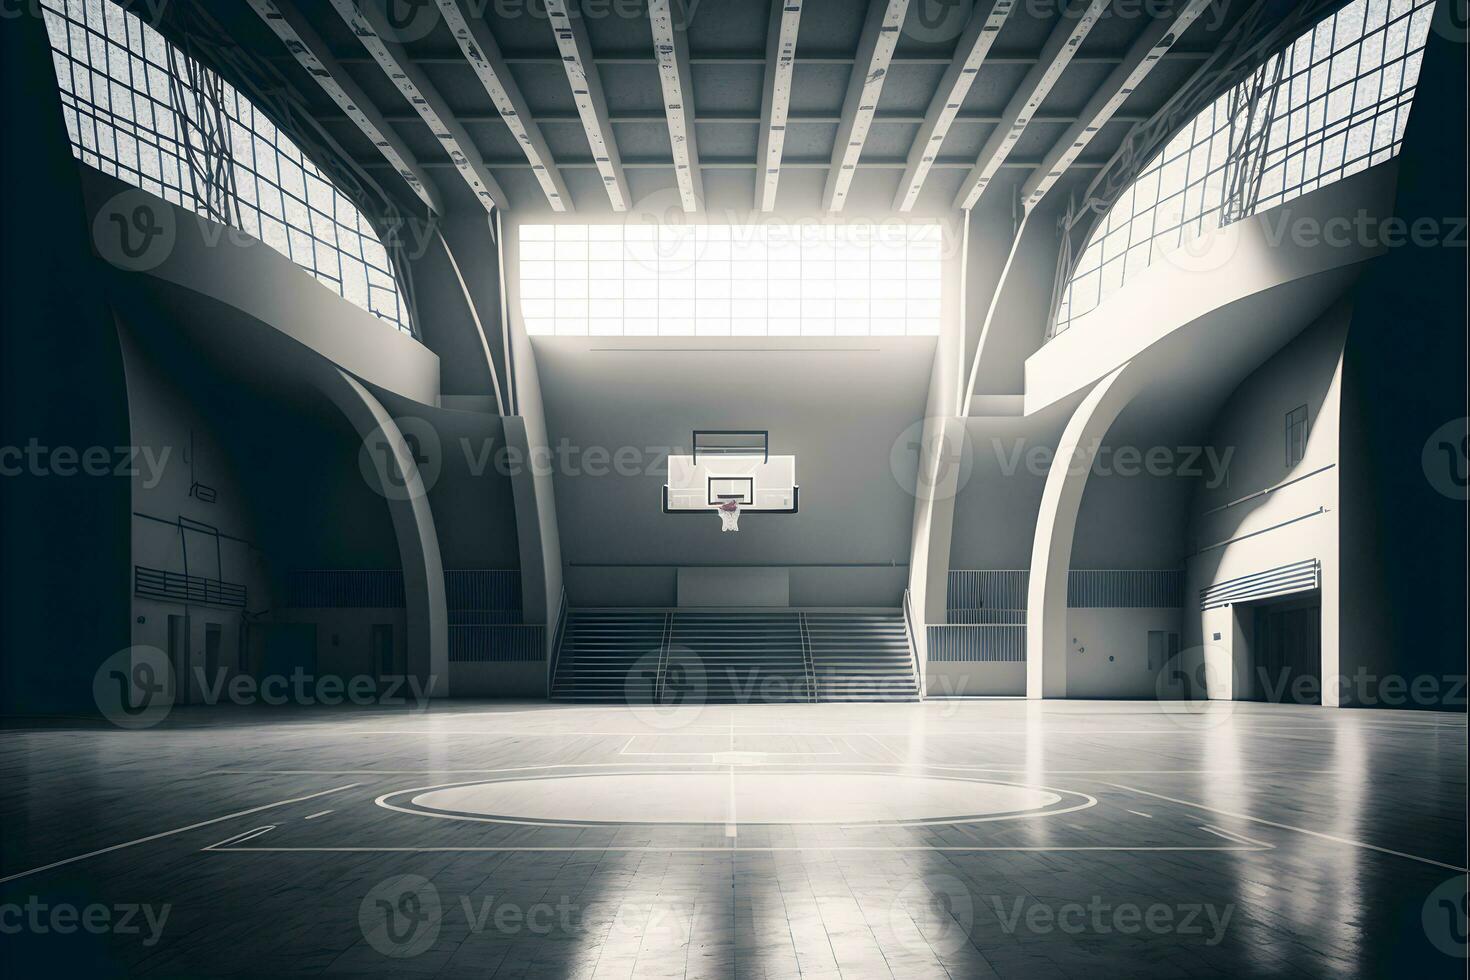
[0,699,1464,978]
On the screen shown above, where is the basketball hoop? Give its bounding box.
[717,497,741,532]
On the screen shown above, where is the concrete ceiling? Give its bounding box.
[181,0,1250,217]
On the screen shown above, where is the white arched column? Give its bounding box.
[321,368,450,697]
[1026,364,1141,699]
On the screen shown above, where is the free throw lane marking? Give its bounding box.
[1103,781,1468,872]
[0,783,359,884]
[202,823,1271,855]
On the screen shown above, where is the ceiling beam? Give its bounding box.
[648,0,704,211]
[544,0,630,211]
[755,0,803,212]
[246,0,443,214]
[1021,0,1217,211]
[953,0,1111,210]
[823,0,911,211]
[294,50,1216,68]
[434,0,572,212]
[323,110,1152,126]
[375,157,1101,171]
[327,0,506,211]
[894,0,1018,212]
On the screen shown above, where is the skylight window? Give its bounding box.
[1052,0,1435,337]
[39,0,414,335]
[518,222,943,337]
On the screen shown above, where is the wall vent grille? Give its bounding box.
[1200,559,1319,610]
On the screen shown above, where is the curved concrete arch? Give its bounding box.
[1025,363,1145,699]
[78,168,442,407]
[320,368,449,697]
[1025,163,1399,414]
[78,169,454,698]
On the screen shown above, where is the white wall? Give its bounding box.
[1185,303,1348,703]
[533,336,935,608]
[1064,608,1185,699]
[117,319,271,701]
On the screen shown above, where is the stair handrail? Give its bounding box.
[798,612,817,703]
[902,589,923,699]
[546,586,569,695]
[653,612,673,703]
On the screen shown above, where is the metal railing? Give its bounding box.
[797,612,818,703]
[926,624,1026,663]
[901,589,923,694]
[134,565,246,609]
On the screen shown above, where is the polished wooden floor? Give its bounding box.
[1,700,1465,978]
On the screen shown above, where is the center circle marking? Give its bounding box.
[379,770,1093,827]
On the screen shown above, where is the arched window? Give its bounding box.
[40,0,413,335]
[1052,0,1435,336]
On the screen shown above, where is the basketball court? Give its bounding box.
[2,700,1464,976]
[2,0,1465,977]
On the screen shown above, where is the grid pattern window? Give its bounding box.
[1053,0,1434,336]
[39,0,411,334]
[518,223,943,337]
[1285,404,1308,467]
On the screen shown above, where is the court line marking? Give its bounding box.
[202,824,1270,855]
[206,826,276,849]
[866,733,905,763]
[725,719,737,839]
[370,772,1097,830]
[229,724,1462,737]
[203,765,1352,776]
[1101,781,1469,872]
[623,750,844,757]
[616,729,843,758]
[0,784,359,884]
[725,767,737,839]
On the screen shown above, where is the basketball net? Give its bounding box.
[718,499,740,532]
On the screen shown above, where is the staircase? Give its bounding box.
[668,613,811,703]
[550,609,919,704]
[807,612,921,701]
[548,612,667,702]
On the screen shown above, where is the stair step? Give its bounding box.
[551,609,917,704]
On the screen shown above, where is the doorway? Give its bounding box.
[167,613,190,706]
[1249,593,1322,704]
[371,624,396,688]
[204,623,223,692]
